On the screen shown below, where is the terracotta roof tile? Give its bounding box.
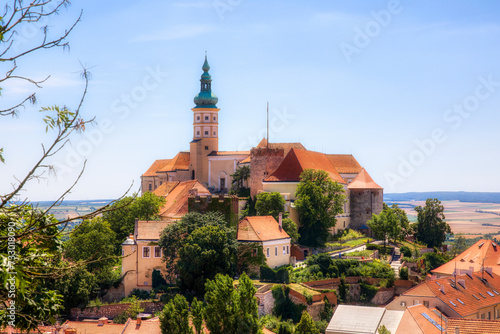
[137,220,173,240]
[158,152,190,172]
[143,159,171,177]
[264,148,346,184]
[122,319,161,334]
[446,318,500,334]
[326,154,363,174]
[237,216,290,242]
[239,155,251,164]
[402,272,500,317]
[208,151,250,156]
[347,168,383,190]
[59,320,127,333]
[403,304,445,334]
[257,138,306,155]
[153,181,180,197]
[158,180,211,218]
[433,239,500,276]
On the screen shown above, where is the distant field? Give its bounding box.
[31,200,109,221]
[386,200,500,237]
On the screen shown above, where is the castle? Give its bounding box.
[141,55,383,232]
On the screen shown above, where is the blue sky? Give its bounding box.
[1,0,500,201]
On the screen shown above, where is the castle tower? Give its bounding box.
[190,54,220,184]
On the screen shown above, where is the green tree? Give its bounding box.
[272,285,305,323]
[159,294,193,334]
[204,273,263,334]
[191,297,204,334]
[255,192,286,221]
[231,166,250,196]
[295,169,345,247]
[414,199,451,248]
[283,218,300,244]
[0,1,126,330]
[399,267,409,280]
[452,235,468,256]
[158,212,230,282]
[378,325,391,334]
[367,211,391,249]
[368,204,410,248]
[295,311,320,334]
[64,218,117,272]
[104,192,166,250]
[338,274,349,303]
[177,225,237,295]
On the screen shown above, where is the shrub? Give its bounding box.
[400,245,412,258]
[260,265,290,283]
[113,311,128,324]
[360,282,378,302]
[399,267,409,280]
[152,269,167,289]
[129,288,150,300]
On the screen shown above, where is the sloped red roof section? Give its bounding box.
[264,148,346,184]
[143,159,171,177]
[158,152,190,172]
[433,239,500,276]
[237,216,290,242]
[347,168,382,190]
[326,154,362,174]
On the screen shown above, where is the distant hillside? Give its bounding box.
[384,192,500,204]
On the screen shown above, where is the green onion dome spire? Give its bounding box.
[194,53,218,108]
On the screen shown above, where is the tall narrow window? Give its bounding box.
[287,245,289,254]
[154,246,161,258]
[283,246,286,255]
[275,246,278,256]
[143,247,150,258]
[220,178,226,190]
[266,248,270,257]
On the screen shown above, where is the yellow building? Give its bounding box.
[237,215,291,268]
[121,220,173,297]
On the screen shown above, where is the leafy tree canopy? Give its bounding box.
[177,225,237,295]
[414,198,452,248]
[255,192,286,221]
[295,311,320,334]
[295,169,345,247]
[204,273,262,334]
[104,192,165,251]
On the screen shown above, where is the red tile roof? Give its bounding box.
[446,318,500,334]
[326,154,363,174]
[257,138,306,155]
[143,159,171,177]
[433,239,500,277]
[122,318,161,334]
[239,155,251,164]
[347,168,383,190]
[158,152,190,172]
[157,180,211,218]
[237,216,290,242]
[401,272,500,317]
[264,148,346,184]
[59,320,126,334]
[400,304,445,334]
[137,220,173,240]
[153,181,180,197]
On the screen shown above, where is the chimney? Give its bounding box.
[279,212,283,232]
[486,267,493,276]
[98,317,108,326]
[136,316,142,326]
[440,285,445,294]
[458,279,466,289]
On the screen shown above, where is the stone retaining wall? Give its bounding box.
[70,301,164,320]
